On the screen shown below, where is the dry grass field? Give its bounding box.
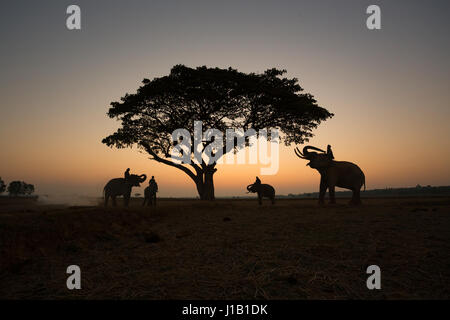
[0,197,449,299]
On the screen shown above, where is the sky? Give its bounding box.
[0,0,449,198]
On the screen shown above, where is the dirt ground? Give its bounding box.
[0,197,449,299]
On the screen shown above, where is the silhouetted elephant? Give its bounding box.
[246,177,275,205]
[143,176,158,206]
[295,145,365,205]
[104,173,147,207]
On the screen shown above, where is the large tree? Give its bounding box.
[103,65,332,200]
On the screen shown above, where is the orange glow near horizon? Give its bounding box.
[2,122,449,197]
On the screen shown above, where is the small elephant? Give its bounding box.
[246,177,275,205]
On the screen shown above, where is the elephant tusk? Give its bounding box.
[303,146,326,154]
[294,147,306,159]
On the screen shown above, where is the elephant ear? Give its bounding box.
[327,145,334,159]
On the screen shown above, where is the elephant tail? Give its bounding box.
[363,173,366,191]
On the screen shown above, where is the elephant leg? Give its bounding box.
[351,189,362,205]
[329,185,336,204]
[319,178,327,205]
[124,195,130,207]
[349,192,355,205]
[112,196,117,207]
[142,197,146,206]
[271,196,275,205]
[258,194,262,205]
[104,194,109,207]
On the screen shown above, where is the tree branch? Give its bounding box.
[140,142,198,181]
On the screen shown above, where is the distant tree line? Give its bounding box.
[0,177,35,196]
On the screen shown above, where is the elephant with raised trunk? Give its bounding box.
[104,173,147,207]
[295,145,365,205]
[247,177,275,205]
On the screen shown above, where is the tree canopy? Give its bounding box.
[7,181,35,196]
[103,65,333,199]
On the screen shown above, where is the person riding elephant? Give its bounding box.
[124,168,131,180]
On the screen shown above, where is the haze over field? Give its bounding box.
[1,0,449,197]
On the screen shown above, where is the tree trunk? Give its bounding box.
[141,143,217,200]
[195,170,216,200]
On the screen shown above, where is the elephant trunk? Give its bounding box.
[139,174,147,182]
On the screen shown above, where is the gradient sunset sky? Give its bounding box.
[1,0,449,197]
